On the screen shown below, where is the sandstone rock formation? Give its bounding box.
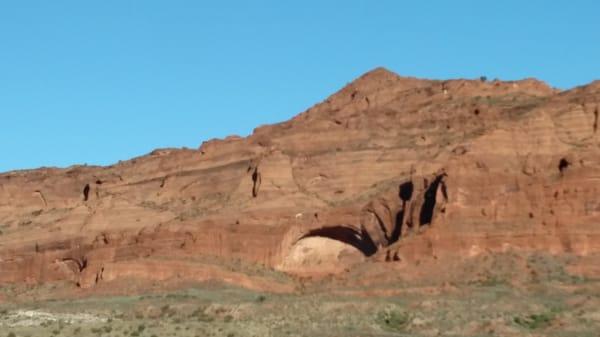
[1,68,599,290]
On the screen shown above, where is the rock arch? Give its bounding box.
[279,225,376,274]
[298,225,377,257]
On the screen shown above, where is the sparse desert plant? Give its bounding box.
[376,308,411,332]
[7,332,16,337]
[513,312,555,330]
[160,304,176,317]
[190,306,214,322]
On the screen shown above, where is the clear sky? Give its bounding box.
[1,1,599,172]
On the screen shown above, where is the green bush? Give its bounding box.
[376,309,411,332]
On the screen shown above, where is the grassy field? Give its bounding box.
[1,276,600,337]
[1,252,599,337]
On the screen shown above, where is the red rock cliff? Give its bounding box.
[1,68,599,288]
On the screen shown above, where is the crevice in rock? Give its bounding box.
[385,250,401,262]
[594,108,598,133]
[390,180,415,243]
[558,158,570,174]
[95,267,104,284]
[251,167,261,197]
[34,190,48,208]
[94,233,109,245]
[299,226,378,256]
[399,181,414,202]
[419,173,448,226]
[390,210,404,243]
[367,210,391,243]
[63,256,88,272]
[83,184,90,201]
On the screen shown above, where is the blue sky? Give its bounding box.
[1,1,599,172]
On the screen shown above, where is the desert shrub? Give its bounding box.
[7,332,16,337]
[255,294,267,303]
[513,312,555,330]
[376,308,411,332]
[160,304,176,317]
[190,306,214,322]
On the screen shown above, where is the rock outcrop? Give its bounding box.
[1,68,599,289]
